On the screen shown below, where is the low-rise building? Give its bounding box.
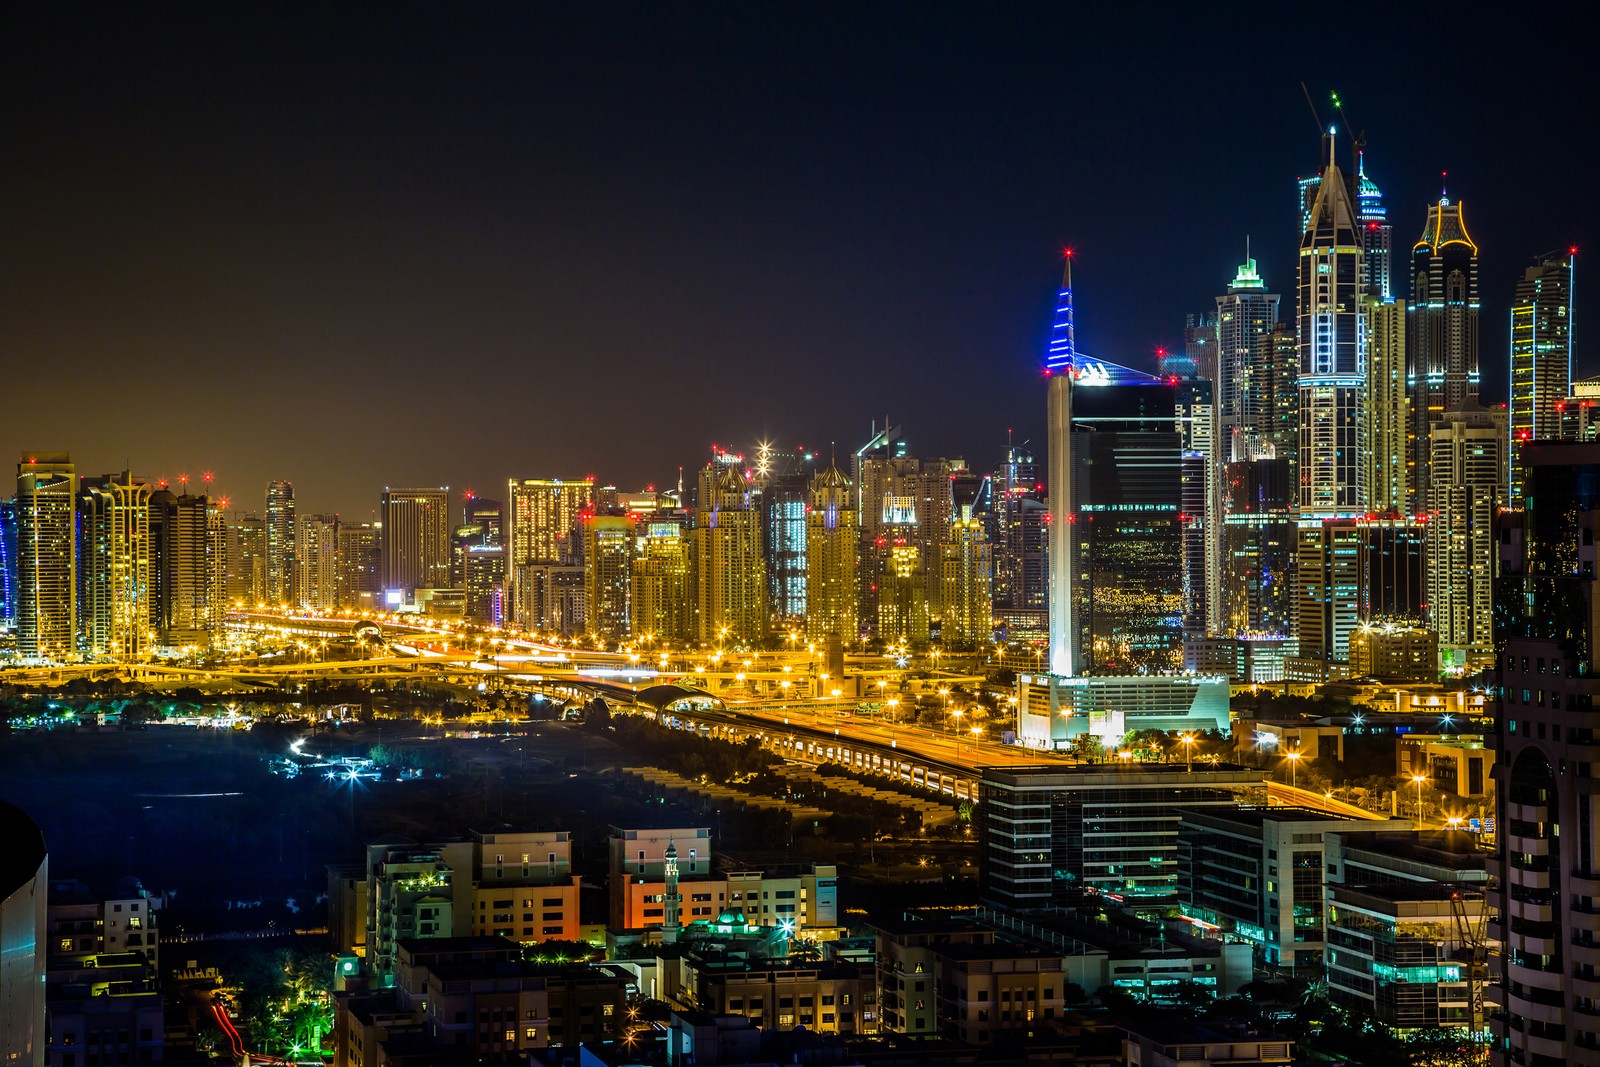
[45,951,165,1067]
[1121,1022,1294,1066]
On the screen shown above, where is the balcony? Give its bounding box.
[1573,871,1600,899]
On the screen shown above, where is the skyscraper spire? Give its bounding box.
[1045,251,1076,374]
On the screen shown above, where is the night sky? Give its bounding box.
[3,7,1593,518]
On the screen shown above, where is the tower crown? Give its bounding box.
[1414,197,1477,255]
[1044,253,1076,373]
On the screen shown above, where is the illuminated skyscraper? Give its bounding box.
[0,499,17,629]
[507,477,595,624]
[1355,152,1392,302]
[1407,193,1479,508]
[228,511,266,605]
[694,464,767,646]
[265,480,296,606]
[379,487,451,601]
[147,490,216,647]
[878,538,929,647]
[17,452,76,659]
[1365,297,1408,513]
[938,508,992,647]
[758,464,810,626]
[1172,379,1220,636]
[1221,457,1296,636]
[1046,257,1076,677]
[464,496,503,546]
[1297,130,1367,516]
[1508,251,1577,506]
[333,521,377,611]
[582,513,634,641]
[990,446,1047,638]
[1215,254,1281,462]
[1427,402,1504,673]
[632,521,693,643]
[804,464,857,644]
[296,514,340,612]
[1295,519,1362,667]
[77,474,153,657]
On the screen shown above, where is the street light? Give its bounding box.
[1411,773,1428,821]
[1284,749,1301,790]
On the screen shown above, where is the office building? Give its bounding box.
[1408,193,1480,509]
[1215,254,1281,463]
[991,445,1047,635]
[1221,457,1296,637]
[16,452,76,660]
[458,537,505,623]
[1492,441,1600,1066]
[1296,519,1361,666]
[804,464,857,644]
[694,464,767,646]
[939,508,992,647]
[463,495,503,546]
[978,764,1264,913]
[1428,402,1504,672]
[336,520,380,611]
[1349,622,1438,682]
[1325,830,1490,1033]
[1297,131,1367,516]
[582,513,633,641]
[1178,807,1404,974]
[265,479,295,605]
[150,491,216,647]
[1509,252,1578,506]
[1358,515,1427,622]
[877,537,929,647]
[297,513,339,612]
[1366,297,1409,514]
[379,487,451,602]
[632,521,693,643]
[758,458,811,625]
[1,799,47,1067]
[1175,378,1221,636]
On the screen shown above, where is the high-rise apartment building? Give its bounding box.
[229,511,266,606]
[1215,254,1281,463]
[1492,440,1600,1067]
[631,520,693,642]
[582,513,633,641]
[1427,402,1503,672]
[1297,131,1367,517]
[507,478,596,625]
[938,509,992,647]
[0,500,18,629]
[1365,297,1409,513]
[265,480,296,606]
[336,521,380,611]
[1509,252,1577,506]
[296,514,340,612]
[1357,516,1427,623]
[153,492,217,646]
[804,465,857,644]
[1355,152,1392,302]
[1408,194,1480,508]
[1175,379,1221,635]
[17,453,76,659]
[82,475,153,657]
[1220,457,1296,637]
[877,538,929,647]
[452,521,505,623]
[379,487,451,601]
[990,446,1047,638]
[754,448,813,625]
[694,465,767,646]
[1296,519,1362,665]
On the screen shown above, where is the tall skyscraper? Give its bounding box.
[1046,257,1076,677]
[693,464,767,646]
[1427,402,1504,673]
[265,480,296,606]
[1491,440,1600,1067]
[758,461,811,626]
[296,514,340,612]
[1174,379,1220,635]
[804,464,857,644]
[1297,130,1367,516]
[938,508,992,647]
[155,492,217,646]
[87,475,154,657]
[582,513,634,641]
[16,453,76,659]
[1508,251,1577,506]
[877,537,929,647]
[1407,192,1480,508]
[1215,254,1281,463]
[507,477,596,624]
[229,511,266,606]
[379,487,451,601]
[464,495,503,546]
[990,445,1047,637]
[1365,297,1409,513]
[1220,457,1296,636]
[1355,152,1392,302]
[1295,519,1362,666]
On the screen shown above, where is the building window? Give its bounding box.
[525,1028,537,1040]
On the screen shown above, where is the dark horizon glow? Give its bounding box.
[2,8,1592,517]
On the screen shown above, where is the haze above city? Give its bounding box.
[2,6,1592,516]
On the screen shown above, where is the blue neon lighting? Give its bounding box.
[1045,286,1076,372]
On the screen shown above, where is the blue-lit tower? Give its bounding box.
[0,498,16,628]
[1046,254,1076,677]
[1356,152,1392,302]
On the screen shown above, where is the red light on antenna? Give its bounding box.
[1571,246,1581,256]
[203,471,213,483]
[1062,246,1075,259]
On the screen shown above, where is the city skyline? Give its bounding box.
[2,8,1593,517]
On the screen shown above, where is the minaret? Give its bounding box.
[1297,127,1368,517]
[661,838,682,943]
[1046,253,1075,677]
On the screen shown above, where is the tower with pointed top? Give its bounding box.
[1046,256,1076,676]
[1297,128,1368,517]
[1216,252,1282,463]
[805,463,858,644]
[1407,191,1480,510]
[1355,152,1392,302]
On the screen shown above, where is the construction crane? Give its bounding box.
[1449,883,1492,1065]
